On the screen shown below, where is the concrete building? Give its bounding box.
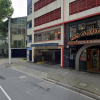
[11,17,27,57]
[27,0,100,73]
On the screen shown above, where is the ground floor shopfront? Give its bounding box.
[64,14,100,73]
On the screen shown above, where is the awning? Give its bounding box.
[31,43,58,47]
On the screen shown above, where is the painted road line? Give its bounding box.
[0,85,12,100]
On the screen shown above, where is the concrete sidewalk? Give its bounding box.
[1,58,100,99]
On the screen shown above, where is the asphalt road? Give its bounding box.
[0,65,95,100]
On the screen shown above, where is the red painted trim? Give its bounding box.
[62,0,65,68]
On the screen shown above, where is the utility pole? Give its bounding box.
[8,17,11,64]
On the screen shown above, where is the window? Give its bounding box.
[70,26,76,38]
[54,29,61,39]
[69,0,100,15]
[34,34,38,42]
[78,23,86,31]
[87,21,97,30]
[34,28,61,42]
[18,41,22,48]
[50,30,54,40]
[38,34,42,41]
[97,20,100,28]
[34,0,56,11]
[34,8,61,27]
[29,35,32,42]
[27,20,32,29]
[14,40,17,48]
[78,23,86,33]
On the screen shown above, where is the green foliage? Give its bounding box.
[0,21,8,41]
[0,0,14,21]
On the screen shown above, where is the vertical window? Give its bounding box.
[78,23,86,33]
[34,34,38,42]
[50,30,54,40]
[38,34,42,41]
[29,35,32,42]
[27,20,32,28]
[18,41,22,48]
[70,26,76,38]
[14,40,17,48]
[87,21,96,30]
[97,20,100,28]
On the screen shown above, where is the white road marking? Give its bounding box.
[0,85,12,100]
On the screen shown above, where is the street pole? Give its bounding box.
[8,17,11,64]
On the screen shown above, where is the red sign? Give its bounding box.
[71,29,100,41]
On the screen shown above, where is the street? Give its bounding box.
[0,64,95,100]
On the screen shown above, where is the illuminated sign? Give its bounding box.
[71,29,100,41]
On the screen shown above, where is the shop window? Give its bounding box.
[70,26,76,38]
[50,30,54,40]
[80,50,87,61]
[87,21,97,30]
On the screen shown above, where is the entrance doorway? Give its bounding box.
[87,49,100,72]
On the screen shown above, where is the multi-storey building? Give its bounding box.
[27,0,100,73]
[27,0,63,66]
[11,17,27,57]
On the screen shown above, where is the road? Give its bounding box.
[0,65,95,100]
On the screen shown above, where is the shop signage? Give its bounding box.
[68,39,100,45]
[71,29,100,41]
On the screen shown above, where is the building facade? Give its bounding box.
[27,0,100,72]
[27,0,64,66]
[64,0,100,73]
[11,17,27,57]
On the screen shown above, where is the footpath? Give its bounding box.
[0,58,100,100]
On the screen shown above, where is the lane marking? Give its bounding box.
[0,85,12,100]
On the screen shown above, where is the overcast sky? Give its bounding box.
[11,0,27,18]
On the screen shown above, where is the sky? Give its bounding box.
[11,0,27,18]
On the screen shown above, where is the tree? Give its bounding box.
[0,0,14,21]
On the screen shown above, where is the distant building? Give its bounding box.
[10,17,27,57]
